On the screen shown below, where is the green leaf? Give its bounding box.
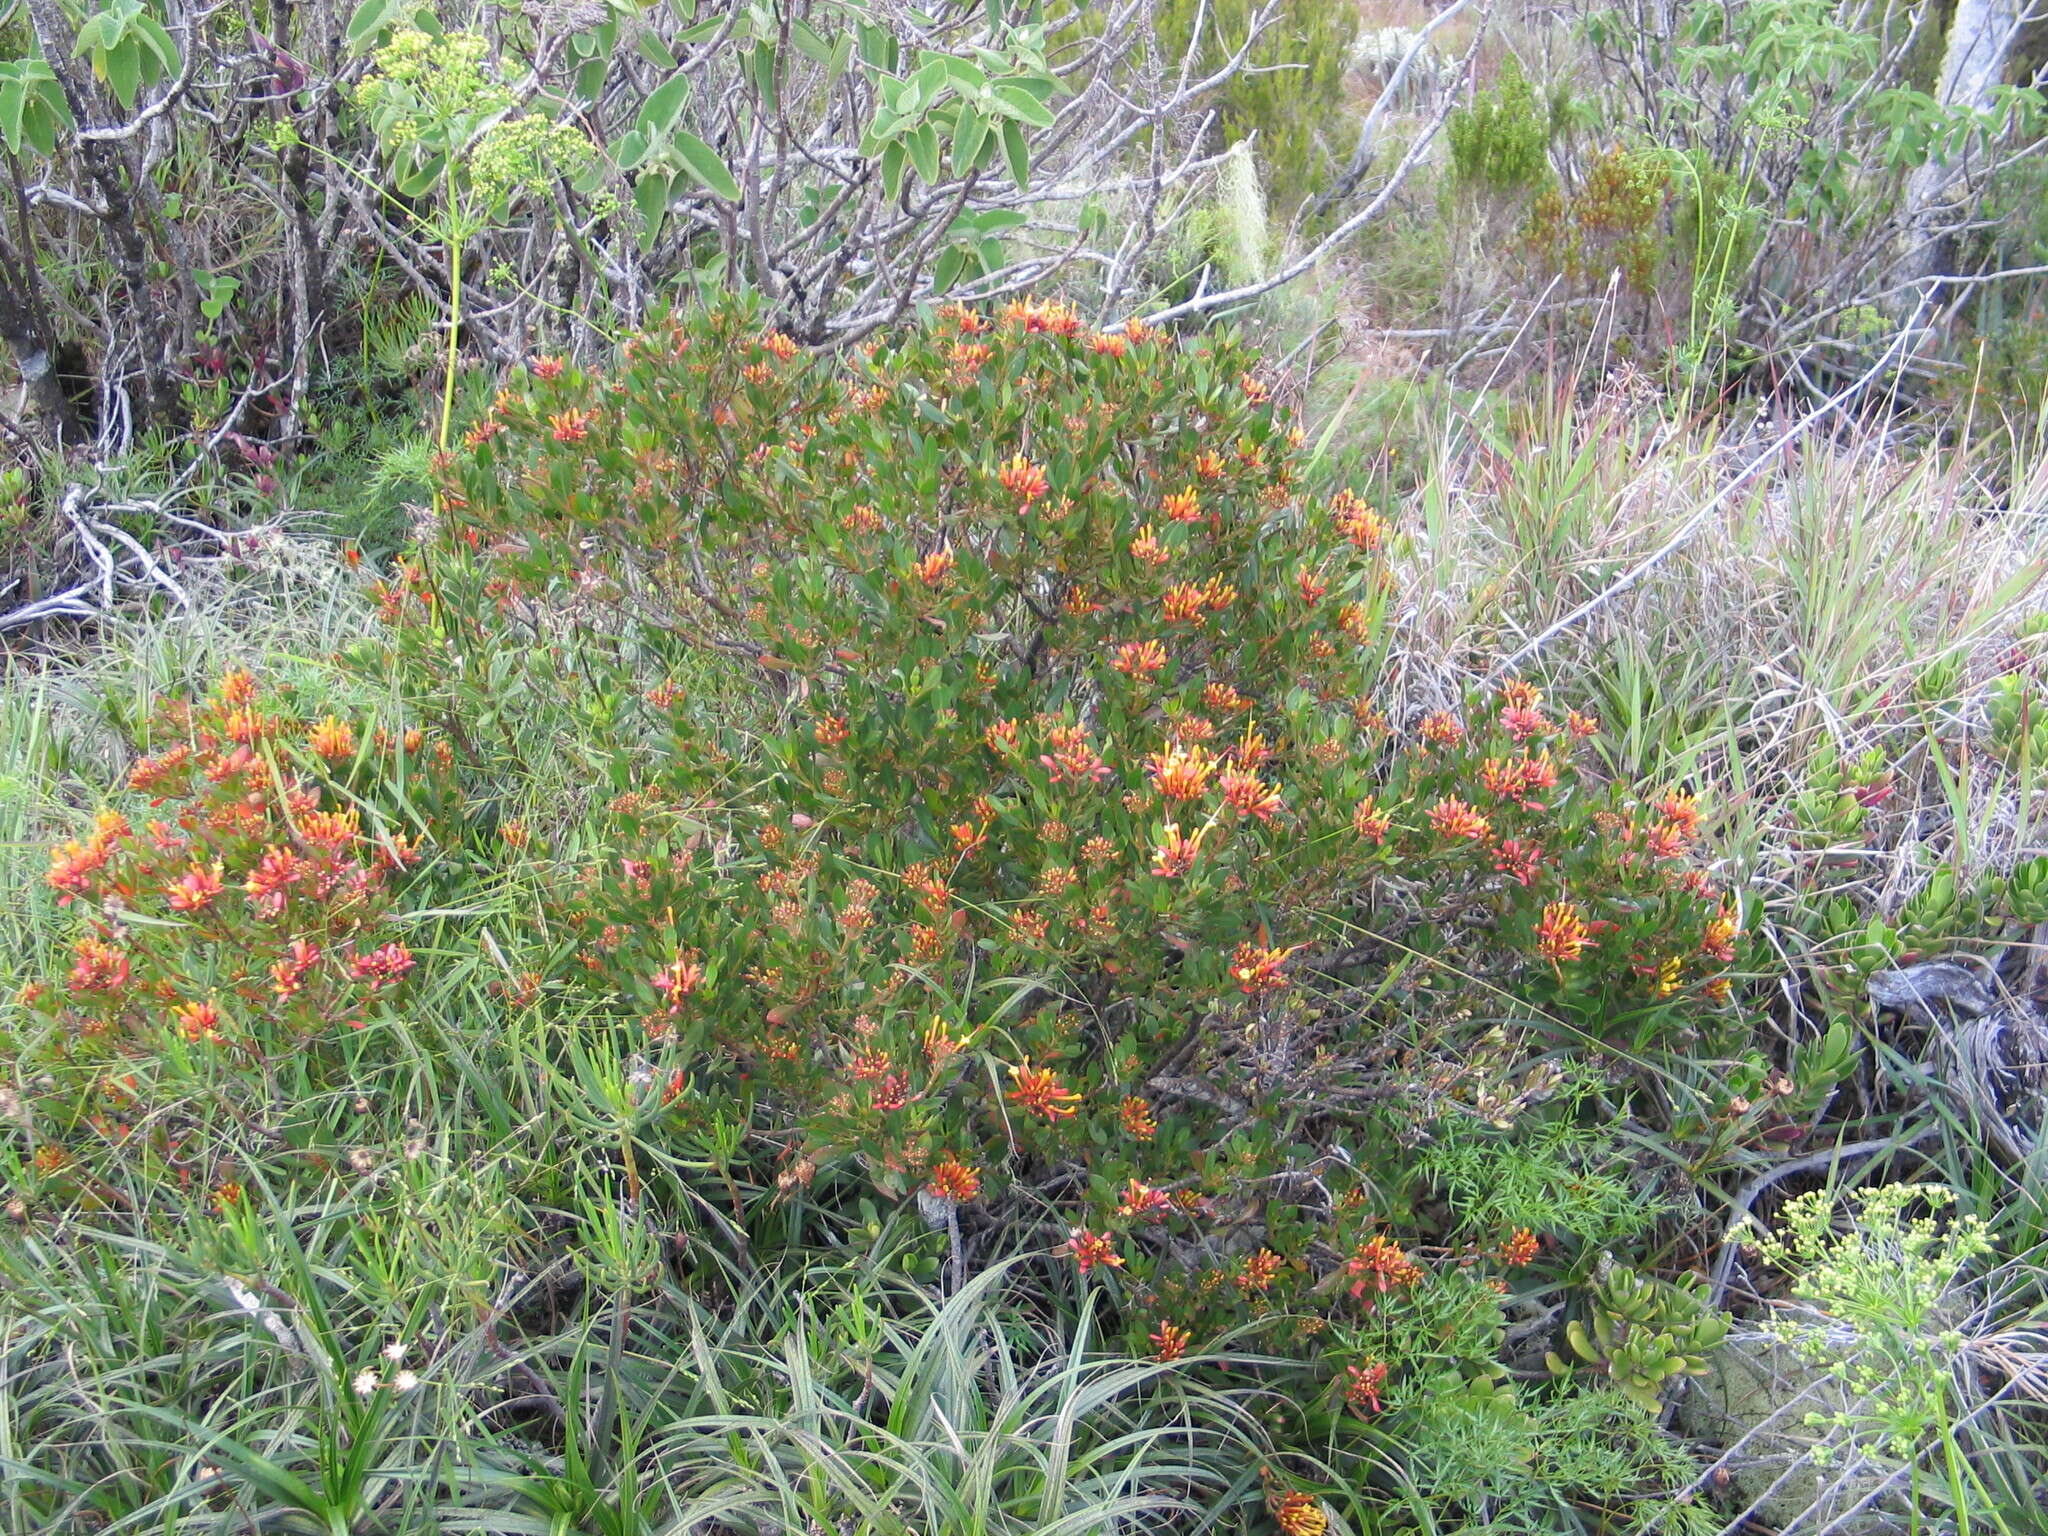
[102,40,141,111]
[345,0,408,51]
[1000,118,1028,191]
[826,33,854,89]
[990,82,1053,127]
[670,130,740,201]
[614,127,651,172]
[880,138,906,203]
[638,74,692,138]
[905,120,940,184]
[933,244,967,294]
[395,151,444,198]
[788,19,832,65]
[748,39,777,109]
[633,169,671,241]
[857,23,898,73]
[950,104,987,175]
[133,14,179,75]
[636,31,678,70]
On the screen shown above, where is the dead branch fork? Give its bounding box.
[0,482,281,633]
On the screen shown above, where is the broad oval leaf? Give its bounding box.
[671,129,741,201]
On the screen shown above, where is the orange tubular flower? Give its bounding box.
[1700,904,1740,963]
[1352,797,1394,843]
[1192,449,1227,481]
[653,954,705,1012]
[1499,678,1543,710]
[1500,1227,1541,1266]
[1161,487,1201,523]
[925,1154,982,1204]
[1063,1227,1124,1273]
[68,936,130,994]
[1417,711,1464,748]
[1267,1491,1326,1536]
[913,542,956,587]
[998,454,1049,504]
[1427,798,1492,842]
[1088,331,1128,357]
[1534,901,1593,964]
[1150,821,1205,878]
[1008,1063,1081,1121]
[1566,708,1602,738]
[1149,1320,1192,1362]
[128,743,192,796]
[1161,582,1208,625]
[1492,839,1544,887]
[1219,765,1283,821]
[1147,743,1218,801]
[1111,639,1168,678]
[173,998,225,1044]
[350,941,416,987]
[308,715,356,760]
[1296,567,1329,603]
[1657,789,1702,837]
[244,845,307,916]
[299,809,361,850]
[1129,524,1171,566]
[760,329,800,362]
[218,667,258,706]
[46,839,110,905]
[1204,682,1251,714]
[1237,1248,1284,1292]
[1229,941,1297,995]
[1344,1361,1389,1414]
[271,938,323,998]
[1119,1095,1158,1140]
[164,861,226,913]
[548,409,593,444]
[1117,1179,1175,1222]
[1344,1235,1423,1306]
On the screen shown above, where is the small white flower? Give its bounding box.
[352,1368,379,1397]
[392,1369,419,1393]
[382,1340,406,1362]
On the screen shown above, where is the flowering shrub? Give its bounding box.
[402,299,1748,1418]
[15,669,458,1204]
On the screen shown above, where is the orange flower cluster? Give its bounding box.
[1149,821,1204,878]
[1344,1235,1423,1306]
[1008,1063,1081,1120]
[1147,743,1217,801]
[1118,1095,1158,1140]
[1427,797,1491,842]
[998,453,1049,503]
[1344,1360,1389,1413]
[925,1154,982,1203]
[1148,1320,1191,1361]
[1229,941,1296,995]
[1116,1179,1174,1222]
[1534,901,1593,963]
[1219,764,1282,821]
[1064,1227,1123,1273]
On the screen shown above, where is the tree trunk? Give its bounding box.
[1897,0,2024,288]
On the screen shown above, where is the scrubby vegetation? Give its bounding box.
[9,1,2048,1534]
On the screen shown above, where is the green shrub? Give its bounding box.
[1447,56,1554,199]
[1155,0,1358,215]
[10,302,1752,1530]
[416,300,1740,1369]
